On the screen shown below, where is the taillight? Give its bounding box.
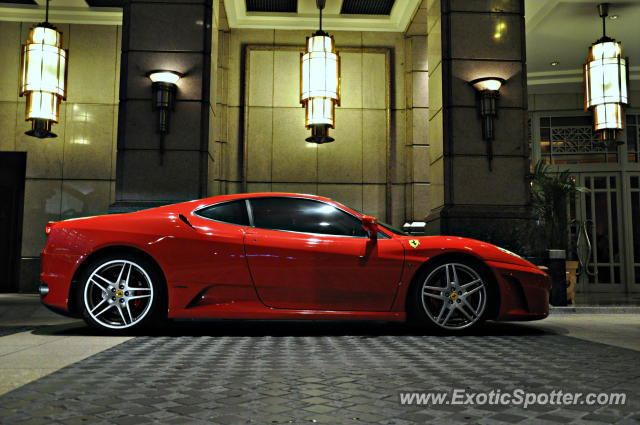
[45,222,54,236]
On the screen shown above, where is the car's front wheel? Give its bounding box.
[411,258,491,331]
[78,253,165,332]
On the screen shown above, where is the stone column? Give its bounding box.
[426,0,533,252]
[112,0,218,211]
[405,31,430,223]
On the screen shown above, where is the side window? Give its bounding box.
[194,200,249,226]
[250,197,368,237]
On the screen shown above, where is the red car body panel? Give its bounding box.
[40,193,550,323]
[244,228,405,311]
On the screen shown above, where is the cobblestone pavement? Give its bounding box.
[0,321,638,425]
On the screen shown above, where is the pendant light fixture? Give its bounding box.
[19,0,68,139]
[583,3,628,144]
[300,0,341,144]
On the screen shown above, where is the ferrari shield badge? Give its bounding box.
[408,239,420,249]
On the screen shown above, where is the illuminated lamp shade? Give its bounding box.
[19,23,68,138]
[583,3,628,143]
[300,1,340,144]
[149,71,181,84]
[471,78,503,92]
[584,40,628,142]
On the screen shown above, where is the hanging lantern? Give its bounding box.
[19,0,68,139]
[300,0,340,144]
[583,3,628,143]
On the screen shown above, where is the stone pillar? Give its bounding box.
[426,0,533,252]
[112,0,218,211]
[405,32,430,223]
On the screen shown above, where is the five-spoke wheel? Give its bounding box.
[79,254,163,331]
[412,259,489,330]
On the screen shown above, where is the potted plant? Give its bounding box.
[529,160,588,305]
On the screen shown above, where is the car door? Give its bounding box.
[243,197,405,311]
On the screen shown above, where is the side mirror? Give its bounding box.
[362,215,378,240]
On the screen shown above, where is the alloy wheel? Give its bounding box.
[84,260,155,329]
[420,262,487,330]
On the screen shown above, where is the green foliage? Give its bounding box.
[529,160,588,253]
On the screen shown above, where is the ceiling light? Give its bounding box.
[583,3,628,144]
[19,0,68,139]
[300,0,341,144]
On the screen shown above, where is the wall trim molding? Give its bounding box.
[0,5,122,25]
[528,66,640,86]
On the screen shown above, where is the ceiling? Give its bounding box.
[0,0,121,24]
[0,0,637,88]
[0,0,420,31]
[223,0,420,32]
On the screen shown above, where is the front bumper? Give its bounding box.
[487,261,551,321]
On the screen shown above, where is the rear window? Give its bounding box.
[194,200,249,226]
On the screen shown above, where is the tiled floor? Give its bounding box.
[0,295,639,424]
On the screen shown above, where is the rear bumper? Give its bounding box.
[41,297,82,318]
[40,250,84,313]
[487,261,551,321]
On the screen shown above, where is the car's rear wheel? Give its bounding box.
[411,258,490,331]
[78,254,164,332]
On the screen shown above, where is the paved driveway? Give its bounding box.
[1,295,639,424]
[0,316,639,425]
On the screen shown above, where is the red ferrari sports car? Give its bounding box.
[40,193,550,332]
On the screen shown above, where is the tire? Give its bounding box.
[410,257,492,331]
[78,253,166,332]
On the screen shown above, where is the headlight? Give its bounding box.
[496,246,523,260]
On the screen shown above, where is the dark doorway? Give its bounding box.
[0,152,26,293]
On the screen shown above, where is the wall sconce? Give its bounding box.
[470,77,505,171]
[584,3,628,144]
[147,70,182,163]
[300,0,341,144]
[19,0,68,139]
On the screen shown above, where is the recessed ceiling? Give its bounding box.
[224,0,420,32]
[85,0,122,7]
[245,0,297,13]
[340,0,395,15]
[0,0,36,4]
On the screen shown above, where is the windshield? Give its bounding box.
[333,202,409,236]
[378,221,409,236]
